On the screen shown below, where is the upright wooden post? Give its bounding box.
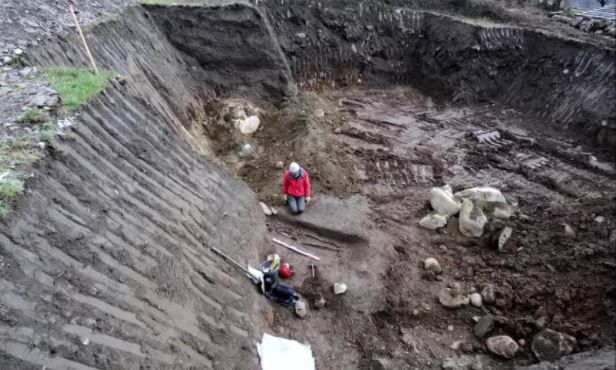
[68,3,99,74]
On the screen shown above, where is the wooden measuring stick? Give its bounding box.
[69,3,99,74]
[272,238,320,261]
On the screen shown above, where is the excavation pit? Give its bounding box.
[1,1,615,369]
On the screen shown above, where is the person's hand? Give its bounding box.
[283,194,287,201]
[306,196,311,205]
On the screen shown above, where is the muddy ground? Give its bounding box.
[230,87,616,369]
[0,1,615,369]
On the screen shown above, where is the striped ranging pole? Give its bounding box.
[68,2,99,75]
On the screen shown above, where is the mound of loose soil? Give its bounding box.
[198,92,360,203]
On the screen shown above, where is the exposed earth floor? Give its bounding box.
[0,1,615,369]
[243,87,616,369]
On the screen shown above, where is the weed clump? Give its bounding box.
[18,107,45,124]
[39,67,114,112]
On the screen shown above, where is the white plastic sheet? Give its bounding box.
[257,333,315,370]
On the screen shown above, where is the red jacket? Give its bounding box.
[283,169,311,197]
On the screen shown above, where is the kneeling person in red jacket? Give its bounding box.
[283,162,311,214]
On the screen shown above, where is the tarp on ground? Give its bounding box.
[257,333,315,370]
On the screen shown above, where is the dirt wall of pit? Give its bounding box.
[1,6,273,369]
[258,0,616,146]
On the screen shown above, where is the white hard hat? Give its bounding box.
[289,162,300,173]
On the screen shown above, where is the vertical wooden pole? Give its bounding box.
[69,3,99,74]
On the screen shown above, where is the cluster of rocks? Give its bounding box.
[551,14,616,37]
[422,257,580,366]
[0,0,131,61]
[419,185,514,250]
[0,65,62,141]
[222,101,262,135]
[294,282,345,318]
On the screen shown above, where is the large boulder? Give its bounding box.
[439,288,469,309]
[419,212,448,230]
[238,115,261,134]
[486,335,519,359]
[532,329,576,362]
[455,186,507,205]
[491,203,514,219]
[430,184,462,216]
[459,199,488,237]
[515,347,616,370]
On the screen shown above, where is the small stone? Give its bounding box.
[518,339,526,347]
[334,127,342,134]
[2,56,12,64]
[259,202,272,216]
[369,357,390,370]
[491,227,513,252]
[275,161,284,169]
[441,358,458,370]
[81,337,90,345]
[535,316,548,329]
[481,284,496,305]
[412,309,420,316]
[470,358,483,370]
[424,257,442,274]
[313,295,326,309]
[419,212,448,230]
[531,328,576,362]
[13,48,23,56]
[474,316,495,338]
[594,216,605,223]
[486,335,518,359]
[240,143,253,157]
[441,355,475,370]
[469,293,482,308]
[32,95,48,107]
[448,281,461,293]
[294,301,307,318]
[447,325,454,331]
[461,342,474,354]
[45,95,60,107]
[563,223,576,238]
[314,108,325,118]
[439,288,469,309]
[422,270,437,281]
[333,282,347,295]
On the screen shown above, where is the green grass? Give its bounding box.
[0,181,24,218]
[0,134,42,217]
[18,107,44,124]
[39,122,58,142]
[39,67,114,112]
[1,68,113,218]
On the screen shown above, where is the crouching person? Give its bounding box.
[283,162,311,215]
